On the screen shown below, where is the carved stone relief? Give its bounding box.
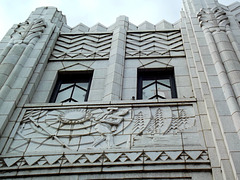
[0,150,209,169]
[197,7,230,32]
[8,105,200,154]
[50,33,112,60]
[126,31,185,58]
[10,18,46,45]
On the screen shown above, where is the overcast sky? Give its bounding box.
[0,0,238,40]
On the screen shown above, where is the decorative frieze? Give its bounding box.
[0,150,209,169]
[6,104,200,153]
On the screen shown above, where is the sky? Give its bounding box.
[0,0,238,40]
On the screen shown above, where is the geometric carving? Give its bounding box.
[0,150,209,169]
[126,30,184,58]
[59,63,94,72]
[50,33,112,60]
[185,151,203,160]
[105,153,122,162]
[165,151,183,160]
[7,105,197,154]
[138,60,173,69]
[3,157,21,167]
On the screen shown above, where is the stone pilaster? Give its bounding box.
[0,7,66,135]
[197,6,240,180]
[198,7,240,133]
[103,16,129,101]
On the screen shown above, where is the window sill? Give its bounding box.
[23,98,196,108]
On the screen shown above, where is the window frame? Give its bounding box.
[49,71,93,103]
[137,68,177,100]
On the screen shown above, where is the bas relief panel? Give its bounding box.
[8,105,202,153]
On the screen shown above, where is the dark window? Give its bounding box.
[50,71,93,103]
[137,68,177,100]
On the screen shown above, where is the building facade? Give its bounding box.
[0,0,240,179]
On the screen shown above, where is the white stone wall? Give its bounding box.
[0,0,240,179]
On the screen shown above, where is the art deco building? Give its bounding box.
[0,0,240,179]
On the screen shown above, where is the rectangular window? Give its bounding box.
[50,71,93,103]
[137,68,177,100]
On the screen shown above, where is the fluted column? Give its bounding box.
[198,7,240,134]
[0,19,46,90]
[0,7,66,135]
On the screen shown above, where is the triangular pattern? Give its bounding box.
[4,157,21,167]
[78,158,88,164]
[159,152,169,161]
[72,23,89,32]
[156,20,173,30]
[198,151,209,160]
[37,157,48,166]
[185,151,203,160]
[125,152,142,162]
[59,63,93,72]
[145,151,161,161]
[105,153,122,162]
[90,23,107,32]
[138,60,173,69]
[65,154,82,164]
[165,151,182,160]
[119,156,128,162]
[138,21,155,30]
[0,150,210,170]
[85,154,102,163]
[44,155,62,165]
[24,156,42,166]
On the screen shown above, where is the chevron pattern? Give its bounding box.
[50,33,112,60]
[126,30,184,58]
[0,150,209,169]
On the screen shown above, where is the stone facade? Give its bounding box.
[0,0,240,179]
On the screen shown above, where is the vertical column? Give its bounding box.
[198,7,240,133]
[198,6,240,179]
[103,16,129,101]
[0,7,66,135]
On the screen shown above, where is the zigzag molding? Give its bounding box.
[126,30,185,58]
[0,150,209,169]
[50,33,112,60]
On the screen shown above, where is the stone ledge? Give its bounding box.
[22,98,197,108]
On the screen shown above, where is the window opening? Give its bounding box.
[137,68,177,100]
[50,71,93,103]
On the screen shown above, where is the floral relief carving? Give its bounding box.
[10,18,46,45]
[197,7,230,32]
